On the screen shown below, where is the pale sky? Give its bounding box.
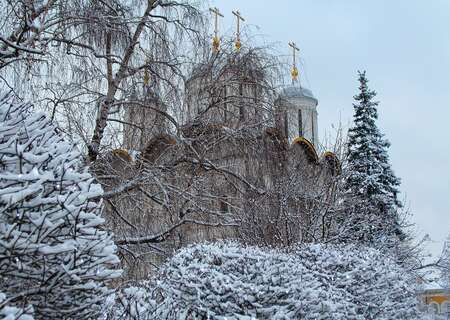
[212,0,450,259]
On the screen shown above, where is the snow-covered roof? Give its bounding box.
[423,280,444,291]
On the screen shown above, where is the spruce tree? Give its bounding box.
[0,93,121,319]
[345,71,403,246]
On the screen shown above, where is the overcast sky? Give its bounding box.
[212,0,450,259]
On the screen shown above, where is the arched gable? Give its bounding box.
[142,133,177,163]
[112,148,133,162]
[291,136,319,163]
[94,148,134,179]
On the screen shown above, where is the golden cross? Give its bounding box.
[232,10,245,51]
[209,7,224,52]
[288,42,300,81]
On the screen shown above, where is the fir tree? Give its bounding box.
[0,93,121,319]
[345,71,403,246]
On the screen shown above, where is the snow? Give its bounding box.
[0,292,34,320]
[105,242,424,319]
[0,92,121,319]
[344,71,404,250]
[0,81,427,319]
[281,85,317,101]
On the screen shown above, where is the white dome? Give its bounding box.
[276,84,319,147]
[280,85,318,106]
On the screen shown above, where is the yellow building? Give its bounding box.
[420,284,450,318]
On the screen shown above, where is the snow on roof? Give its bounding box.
[280,85,318,103]
[423,280,444,291]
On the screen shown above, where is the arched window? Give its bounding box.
[298,109,303,137]
[223,86,228,121]
[284,112,289,139]
[253,85,258,103]
[239,83,245,120]
[219,200,230,213]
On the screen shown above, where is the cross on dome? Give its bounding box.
[232,10,245,51]
[288,42,300,82]
[209,7,224,52]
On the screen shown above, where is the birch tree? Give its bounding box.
[0,0,64,70]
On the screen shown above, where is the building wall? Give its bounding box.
[184,62,267,131]
[99,124,338,280]
[123,89,167,151]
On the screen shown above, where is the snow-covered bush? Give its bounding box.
[0,93,121,319]
[147,242,422,320]
[102,284,157,320]
[294,244,420,319]
[421,314,447,320]
[0,291,33,320]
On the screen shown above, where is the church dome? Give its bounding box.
[280,85,318,106]
[276,84,319,147]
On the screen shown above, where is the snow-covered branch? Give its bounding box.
[0,92,121,319]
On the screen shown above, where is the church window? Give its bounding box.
[239,83,245,120]
[223,86,228,121]
[219,200,230,213]
[298,109,303,137]
[284,112,289,138]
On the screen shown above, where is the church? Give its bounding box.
[98,12,341,279]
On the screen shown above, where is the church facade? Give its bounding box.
[99,53,340,279]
